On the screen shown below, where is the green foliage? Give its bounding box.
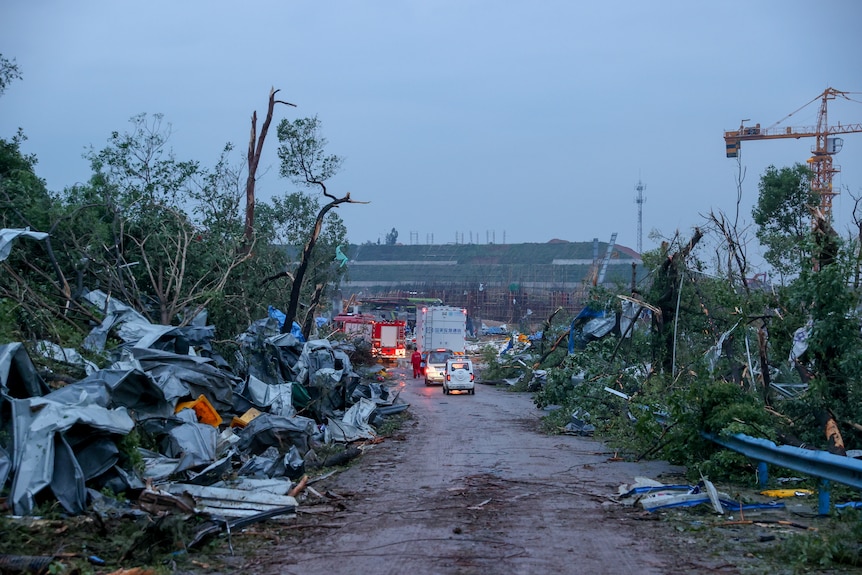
[778,508,862,569]
[660,374,774,481]
[478,345,518,381]
[0,298,22,342]
[385,227,398,245]
[0,53,22,97]
[117,429,145,474]
[752,163,817,277]
[277,116,343,186]
[375,410,411,436]
[0,130,53,231]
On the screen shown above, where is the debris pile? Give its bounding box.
[0,293,409,552]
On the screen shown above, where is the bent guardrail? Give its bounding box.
[702,432,862,515]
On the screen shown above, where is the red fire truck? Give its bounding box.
[332,313,376,342]
[371,320,407,363]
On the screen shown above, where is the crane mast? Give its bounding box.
[724,87,862,219]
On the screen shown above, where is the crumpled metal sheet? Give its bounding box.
[0,227,49,261]
[239,375,295,418]
[236,445,304,480]
[76,367,174,418]
[325,398,377,443]
[0,342,51,399]
[81,289,153,352]
[0,446,11,494]
[35,340,100,376]
[236,413,316,456]
[166,422,218,473]
[131,347,238,412]
[293,339,334,386]
[9,396,135,515]
[81,289,218,354]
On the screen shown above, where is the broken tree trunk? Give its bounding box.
[243,88,296,250]
[652,228,703,373]
[281,188,365,334]
[757,323,771,406]
[301,282,326,339]
[815,409,846,456]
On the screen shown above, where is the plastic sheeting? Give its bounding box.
[267,305,306,342]
[789,321,811,364]
[705,321,740,374]
[569,308,616,353]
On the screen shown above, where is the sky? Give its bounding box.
[2,1,861,272]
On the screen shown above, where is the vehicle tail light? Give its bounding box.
[470,374,474,381]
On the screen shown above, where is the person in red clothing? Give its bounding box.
[410,348,423,378]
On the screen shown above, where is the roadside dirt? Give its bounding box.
[206,364,775,575]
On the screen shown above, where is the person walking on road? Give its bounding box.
[411,348,422,379]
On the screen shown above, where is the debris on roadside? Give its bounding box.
[0,295,412,567]
[617,477,786,514]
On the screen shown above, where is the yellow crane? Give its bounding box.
[724,87,862,219]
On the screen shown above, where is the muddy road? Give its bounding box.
[232,365,729,575]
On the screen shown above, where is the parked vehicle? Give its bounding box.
[332,313,375,342]
[443,358,475,395]
[371,320,406,363]
[423,348,453,386]
[415,306,467,356]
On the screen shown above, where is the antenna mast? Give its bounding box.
[634,179,647,254]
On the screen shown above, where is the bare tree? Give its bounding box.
[132,208,252,325]
[244,88,296,249]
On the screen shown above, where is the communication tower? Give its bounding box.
[634,180,647,254]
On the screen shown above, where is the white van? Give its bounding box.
[424,348,453,386]
[443,358,475,395]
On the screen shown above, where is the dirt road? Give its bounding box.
[237,365,722,575]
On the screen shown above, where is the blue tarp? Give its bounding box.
[569,308,609,354]
[267,306,306,342]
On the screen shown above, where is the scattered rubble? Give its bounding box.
[617,476,786,514]
[0,293,411,568]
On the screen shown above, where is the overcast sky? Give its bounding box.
[2,1,861,268]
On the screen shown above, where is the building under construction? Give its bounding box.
[335,239,645,330]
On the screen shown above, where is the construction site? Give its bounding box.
[335,235,644,329]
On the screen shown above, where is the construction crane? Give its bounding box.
[724,87,862,219]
